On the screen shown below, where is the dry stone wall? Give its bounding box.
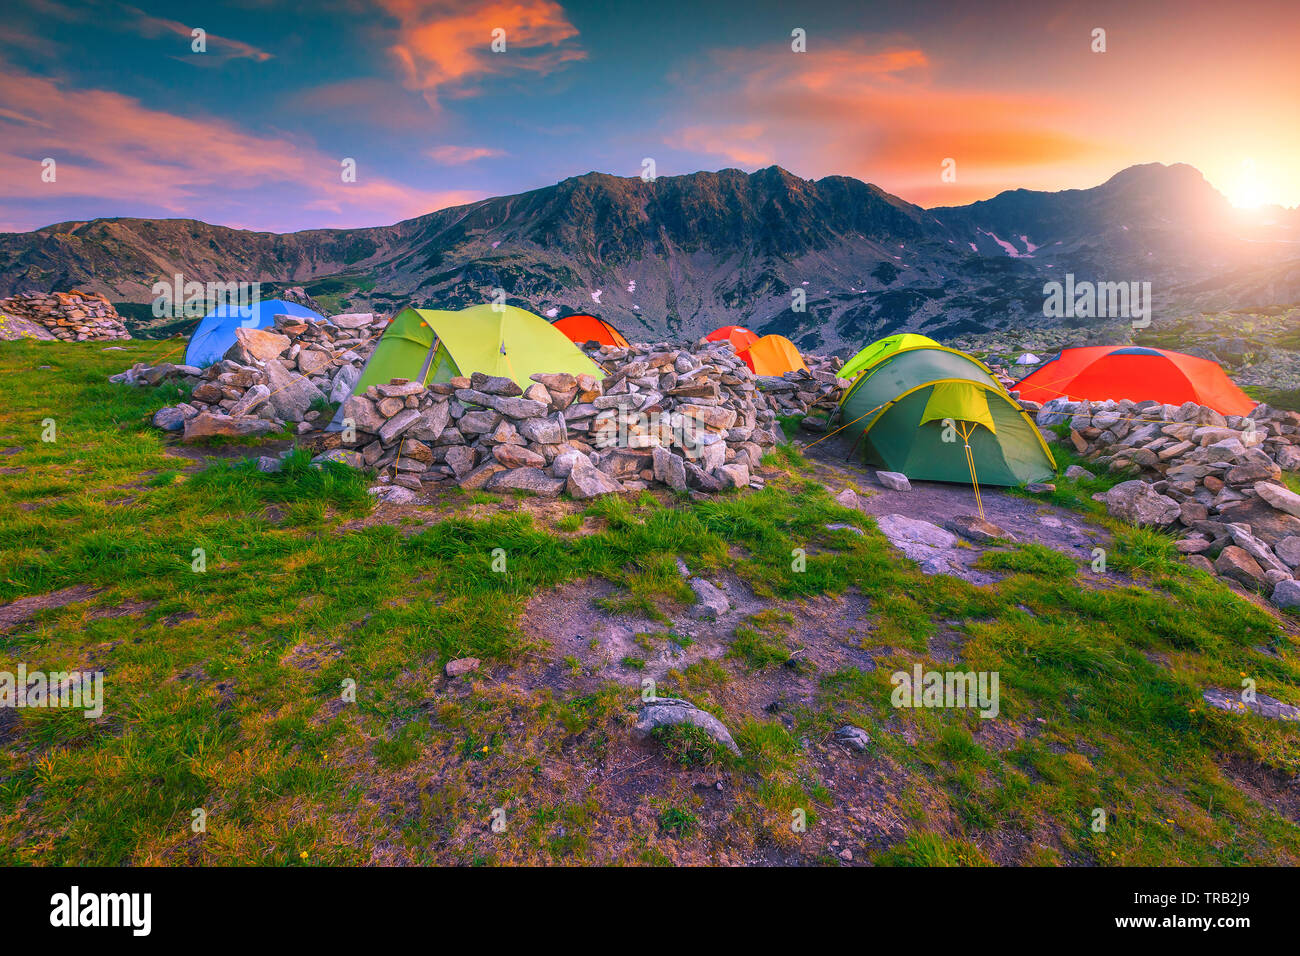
[1028,394,1300,605]
[1,290,130,341]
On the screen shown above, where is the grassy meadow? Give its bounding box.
[0,339,1297,865]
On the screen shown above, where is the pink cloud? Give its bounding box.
[0,67,480,229]
[427,144,505,164]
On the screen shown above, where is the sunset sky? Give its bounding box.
[0,0,1296,233]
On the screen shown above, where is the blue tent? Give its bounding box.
[184,299,324,367]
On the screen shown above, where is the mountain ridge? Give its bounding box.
[2,162,1297,349]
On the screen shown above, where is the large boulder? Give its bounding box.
[486,466,565,496]
[262,359,325,421]
[1254,481,1300,518]
[1214,545,1269,591]
[566,458,623,499]
[228,327,290,363]
[181,412,276,442]
[1101,480,1180,526]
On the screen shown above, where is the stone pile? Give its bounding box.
[1030,395,1300,605]
[328,342,794,502]
[113,311,384,440]
[579,340,849,427]
[0,290,131,342]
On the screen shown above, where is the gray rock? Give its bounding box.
[444,445,476,479]
[486,466,565,497]
[151,405,188,431]
[328,364,360,404]
[368,484,419,504]
[1202,687,1300,722]
[876,470,912,491]
[229,383,271,417]
[330,312,374,329]
[1102,480,1181,526]
[947,514,1014,543]
[634,697,741,755]
[834,725,871,751]
[565,458,623,499]
[263,359,325,422]
[408,402,449,442]
[342,395,385,433]
[1271,578,1300,608]
[688,578,730,620]
[1274,535,1300,568]
[874,514,958,564]
[378,407,422,444]
[1254,481,1300,518]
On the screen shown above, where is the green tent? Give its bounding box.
[840,333,940,382]
[839,345,1055,486]
[351,303,602,394]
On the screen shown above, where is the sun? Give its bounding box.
[1226,158,1267,209]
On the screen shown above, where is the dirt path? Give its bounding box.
[802,431,1110,580]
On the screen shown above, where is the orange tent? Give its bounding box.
[739,334,808,377]
[1013,346,1255,415]
[705,325,759,352]
[552,313,629,348]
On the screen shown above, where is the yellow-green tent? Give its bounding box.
[840,333,940,383]
[350,303,601,395]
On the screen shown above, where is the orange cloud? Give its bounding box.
[377,0,583,107]
[0,67,478,228]
[665,40,1108,207]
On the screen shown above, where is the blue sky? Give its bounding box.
[1,0,1296,232]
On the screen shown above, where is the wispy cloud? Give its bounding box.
[427,144,505,164]
[19,0,273,64]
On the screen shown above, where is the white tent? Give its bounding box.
[1015,352,1042,365]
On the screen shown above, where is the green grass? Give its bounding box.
[1,340,1298,866]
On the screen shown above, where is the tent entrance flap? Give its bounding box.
[919,381,996,435]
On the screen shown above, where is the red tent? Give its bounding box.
[1013,346,1255,416]
[705,325,759,352]
[552,313,629,348]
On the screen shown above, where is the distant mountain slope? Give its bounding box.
[1,163,1297,350]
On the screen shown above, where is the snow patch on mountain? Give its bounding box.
[980,229,1034,258]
